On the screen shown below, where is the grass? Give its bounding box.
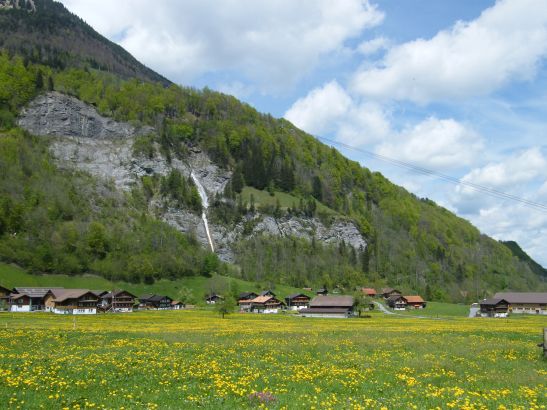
[0,311,545,409]
[241,186,338,216]
[0,262,312,304]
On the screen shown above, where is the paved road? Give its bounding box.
[373,301,449,320]
[374,301,395,314]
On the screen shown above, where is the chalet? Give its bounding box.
[91,290,108,298]
[249,295,284,314]
[10,287,64,312]
[259,290,276,297]
[381,288,401,299]
[171,300,185,310]
[479,298,509,317]
[139,294,173,310]
[0,284,10,310]
[300,295,354,318]
[316,288,328,296]
[205,294,224,304]
[387,295,407,310]
[405,295,426,309]
[284,293,311,310]
[493,292,547,315]
[44,289,99,315]
[101,290,137,312]
[361,288,377,297]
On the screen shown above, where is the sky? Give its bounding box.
[59,0,547,266]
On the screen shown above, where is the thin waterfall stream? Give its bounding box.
[190,171,215,252]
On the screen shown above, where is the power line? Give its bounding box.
[316,135,547,213]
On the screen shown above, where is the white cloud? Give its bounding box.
[60,0,384,91]
[460,147,546,189]
[376,117,483,169]
[284,81,390,144]
[351,0,547,103]
[357,36,390,55]
[284,81,352,135]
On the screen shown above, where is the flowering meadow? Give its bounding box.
[0,311,545,409]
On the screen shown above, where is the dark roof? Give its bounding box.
[14,287,64,298]
[0,285,11,294]
[493,292,547,304]
[480,298,509,306]
[299,308,351,314]
[387,295,406,303]
[103,290,137,299]
[91,290,108,297]
[310,295,354,308]
[206,294,223,300]
[259,290,276,296]
[239,292,258,299]
[285,293,310,301]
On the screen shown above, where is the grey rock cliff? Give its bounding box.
[18,92,366,262]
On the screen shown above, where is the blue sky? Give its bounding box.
[60,0,547,266]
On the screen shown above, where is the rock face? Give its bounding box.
[18,92,367,262]
[19,92,150,139]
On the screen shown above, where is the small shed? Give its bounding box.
[387,295,407,310]
[361,288,377,297]
[479,298,509,317]
[205,294,224,305]
[405,295,426,309]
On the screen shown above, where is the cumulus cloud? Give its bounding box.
[351,0,547,102]
[284,81,352,135]
[284,80,390,144]
[357,36,390,55]
[460,147,546,189]
[376,117,483,170]
[60,0,384,91]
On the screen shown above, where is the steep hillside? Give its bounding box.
[0,1,545,301]
[0,0,169,85]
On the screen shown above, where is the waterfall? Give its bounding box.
[190,171,215,252]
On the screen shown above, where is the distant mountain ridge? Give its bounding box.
[0,0,170,85]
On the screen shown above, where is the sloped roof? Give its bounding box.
[239,292,258,299]
[259,290,276,296]
[52,289,98,303]
[387,295,406,303]
[285,293,310,300]
[404,295,425,303]
[0,284,11,294]
[103,290,137,299]
[493,292,547,304]
[250,295,275,304]
[14,287,64,298]
[310,295,354,308]
[361,288,377,295]
[381,288,400,294]
[480,298,508,306]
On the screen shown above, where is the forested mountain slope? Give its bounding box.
[0,1,545,302]
[0,0,169,85]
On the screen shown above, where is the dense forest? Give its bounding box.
[0,0,545,301]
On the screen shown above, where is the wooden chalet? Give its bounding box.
[300,295,354,318]
[493,292,547,315]
[284,293,311,310]
[139,294,173,310]
[381,288,401,298]
[10,287,64,312]
[404,295,426,309]
[386,295,407,310]
[361,288,377,297]
[101,290,137,312]
[249,295,284,314]
[205,294,224,304]
[44,289,99,315]
[479,298,509,317]
[171,300,185,310]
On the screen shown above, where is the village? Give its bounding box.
[1,282,545,318]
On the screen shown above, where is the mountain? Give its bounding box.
[1,1,545,302]
[502,241,547,280]
[0,0,170,85]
